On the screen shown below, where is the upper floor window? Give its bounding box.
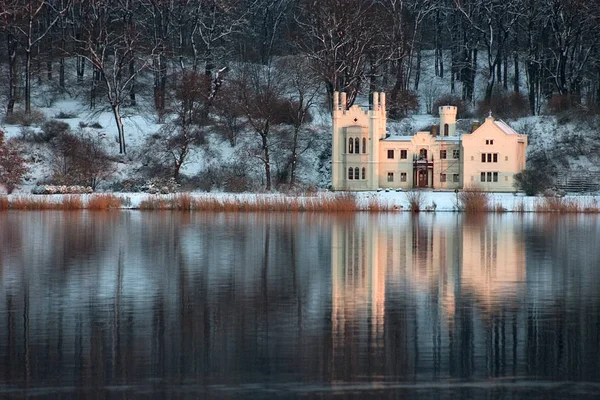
[362,138,367,153]
[400,150,407,159]
[440,150,447,159]
[485,139,494,145]
[419,148,428,159]
[387,149,394,159]
[348,138,353,153]
[348,167,354,180]
[453,149,460,159]
[355,138,360,153]
[444,124,449,136]
[481,153,498,163]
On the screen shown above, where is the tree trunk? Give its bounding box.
[25,49,32,115]
[112,103,126,154]
[262,133,271,191]
[129,58,136,106]
[513,51,519,93]
[6,33,17,115]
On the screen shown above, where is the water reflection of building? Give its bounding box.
[329,214,528,379]
[461,215,526,310]
[331,216,386,372]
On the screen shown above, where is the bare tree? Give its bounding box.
[277,56,320,186]
[76,0,159,154]
[235,64,289,191]
[294,0,380,108]
[1,0,70,115]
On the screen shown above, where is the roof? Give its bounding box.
[383,135,461,142]
[493,120,519,135]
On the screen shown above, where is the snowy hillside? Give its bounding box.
[1,51,600,195]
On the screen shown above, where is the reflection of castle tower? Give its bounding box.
[331,216,385,377]
[461,215,526,309]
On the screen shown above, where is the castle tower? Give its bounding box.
[331,91,386,191]
[439,105,457,137]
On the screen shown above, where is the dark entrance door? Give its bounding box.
[418,170,428,187]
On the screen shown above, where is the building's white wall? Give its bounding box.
[331,93,527,192]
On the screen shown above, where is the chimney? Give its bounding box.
[471,122,480,133]
[431,125,438,136]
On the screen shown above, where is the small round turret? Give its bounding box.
[439,105,457,137]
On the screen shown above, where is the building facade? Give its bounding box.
[331,91,528,191]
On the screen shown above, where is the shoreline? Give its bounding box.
[1,191,600,213]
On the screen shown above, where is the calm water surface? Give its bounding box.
[0,212,599,399]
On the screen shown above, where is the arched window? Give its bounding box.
[348,167,354,180]
[348,138,353,153]
[355,138,360,154]
[361,167,366,180]
[444,123,449,136]
[354,167,359,180]
[362,138,367,153]
[419,148,428,159]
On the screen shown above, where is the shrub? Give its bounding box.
[79,121,103,129]
[42,119,71,142]
[457,186,489,212]
[405,190,424,212]
[50,132,114,190]
[514,169,553,196]
[387,90,419,119]
[55,111,78,119]
[477,89,529,119]
[142,177,180,194]
[548,94,581,114]
[433,94,471,118]
[4,109,46,126]
[0,130,29,194]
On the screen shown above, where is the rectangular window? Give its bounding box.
[487,172,492,182]
[485,139,489,145]
[453,149,460,159]
[487,153,492,163]
[387,149,394,159]
[440,173,447,182]
[480,172,486,182]
[486,139,494,145]
[400,172,407,182]
[440,150,447,159]
[400,150,407,159]
[481,153,486,163]
[493,153,498,163]
[453,174,460,183]
[387,172,394,182]
[493,172,498,182]
[490,140,494,145]
[505,156,508,161]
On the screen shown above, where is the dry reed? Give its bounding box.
[405,190,424,212]
[0,196,8,211]
[457,187,489,212]
[87,194,123,210]
[514,199,526,213]
[62,195,84,210]
[9,195,58,210]
[137,192,359,212]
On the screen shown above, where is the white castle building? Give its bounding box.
[331,91,528,191]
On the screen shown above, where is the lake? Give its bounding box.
[0,212,599,399]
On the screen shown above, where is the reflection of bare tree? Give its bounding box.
[1,213,600,392]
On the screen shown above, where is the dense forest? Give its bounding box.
[1,0,600,191]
